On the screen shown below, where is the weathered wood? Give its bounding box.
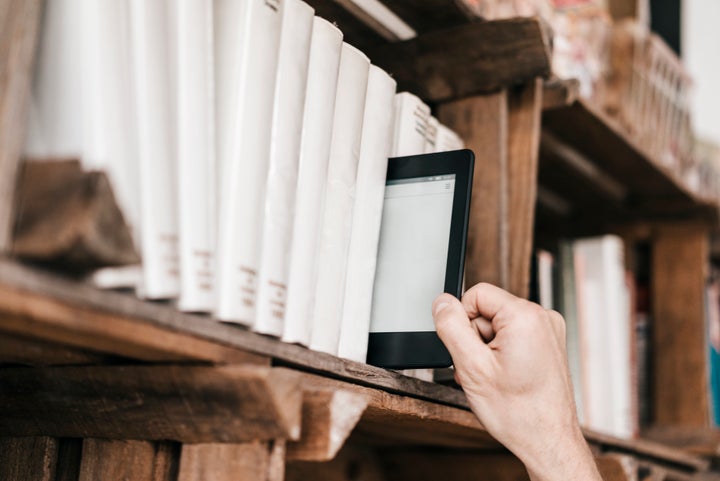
[0,0,43,253]
[379,451,528,481]
[542,78,580,110]
[287,389,369,461]
[652,227,710,427]
[0,258,469,408]
[506,79,542,298]
[0,365,303,443]
[177,441,283,481]
[596,454,639,481]
[0,331,109,365]
[0,436,58,481]
[78,439,178,481]
[287,442,388,481]
[368,18,551,102]
[0,283,268,364]
[438,93,509,289]
[12,160,139,271]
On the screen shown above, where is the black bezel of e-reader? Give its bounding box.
[366,149,474,369]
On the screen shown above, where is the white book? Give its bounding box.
[337,65,396,362]
[130,0,179,299]
[424,116,439,153]
[434,123,465,153]
[537,250,554,310]
[310,43,370,355]
[558,241,584,423]
[573,235,632,438]
[390,91,430,157]
[283,18,343,346]
[177,0,216,311]
[254,0,314,335]
[215,0,283,323]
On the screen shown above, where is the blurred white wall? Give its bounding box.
[682,0,720,145]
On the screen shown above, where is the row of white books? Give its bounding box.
[534,235,637,439]
[25,0,464,364]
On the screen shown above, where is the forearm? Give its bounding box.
[521,425,602,481]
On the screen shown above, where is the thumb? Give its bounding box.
[433,293,491,366]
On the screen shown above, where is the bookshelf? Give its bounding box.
[2,0,720,480]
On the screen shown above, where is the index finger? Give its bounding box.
[461,282,520,321]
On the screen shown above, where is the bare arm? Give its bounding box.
[432,283,602,481]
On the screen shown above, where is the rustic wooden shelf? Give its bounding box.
[536,98,720,238]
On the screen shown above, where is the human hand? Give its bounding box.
[432,283,601,481]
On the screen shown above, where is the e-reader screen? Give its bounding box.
[367,149,473,369]
[370,174,456,333]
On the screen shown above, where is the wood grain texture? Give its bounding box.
[287,390,369,461]
[0,0,43,252]
[438,92,509,289]
[177,442,276,481]
[0,436,58,481]
[0,365,303,443]
[367,18,551,101]
[651,228,710,427]
[506,79,542,298]
[78,439,178,481]
[12,160,139,271]
[0,331,109,365]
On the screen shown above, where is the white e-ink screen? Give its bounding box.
[369,174,456,333]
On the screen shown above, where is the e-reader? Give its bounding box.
[367,149,473,368]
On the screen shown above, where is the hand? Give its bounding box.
[432,283,601,481]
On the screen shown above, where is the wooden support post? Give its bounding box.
[0,365,303,443]
[506,78,543,298]
[651,226,710,426]
[78,439,178,481]
[438,92,509,289]
[287,389,368,461]
[178,440,285,481]
[0,437,59,481]
[0,0,43,252]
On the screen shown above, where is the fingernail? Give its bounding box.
[433,301,450,316]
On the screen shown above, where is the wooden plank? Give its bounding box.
[78,439,178,481]
[506,79,542,298]
[0,258,469,409]
[287,390,369,461]
[0,0,43,252]
[12,160,139,271]
[0,437,58,481]
[0,331,109,365]
[651,227,710,427]
[0,365,303,443]
[367,18,551,102]
[0,284,268,365]
[438,92,509,289]
[643,425,720,460]
[177,441,278,481]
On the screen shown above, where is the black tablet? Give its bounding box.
[367,149,474,369]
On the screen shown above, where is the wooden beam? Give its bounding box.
[12,160,139,271]
[0,331,109,366]
[438,92,509,289]
[651,227,710,427]
[78,439,177,481]
[0,0,43,252]
[0,437,58,481]
[0,365,303,443]
[287,389,369,461]
[368,18,551,101]
[177,441,287,481]
[506,79,543,298]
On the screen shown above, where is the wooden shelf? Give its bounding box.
[536,98,719,238]
[0,257,714,478]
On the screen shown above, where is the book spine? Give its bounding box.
[177,0,216,312]
[254,0,315,336]
[129,0,180,299]
[310,43,371,355]
[282,17,343,346]
[337,65,396,362]
[215,0,283,323]
[424,116,439,153]
[390,92,430,157]
[434,123,465,153]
